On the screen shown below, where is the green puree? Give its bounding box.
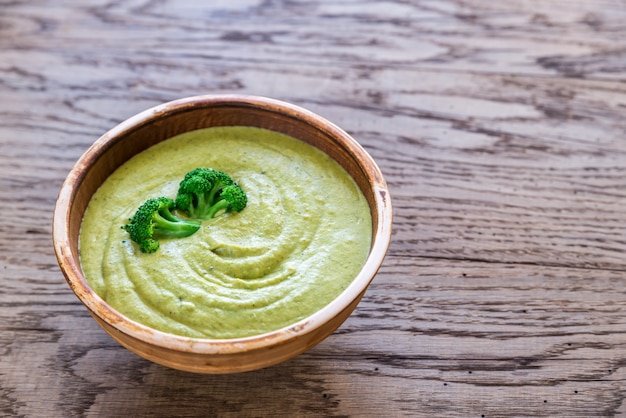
[79,126,372,339]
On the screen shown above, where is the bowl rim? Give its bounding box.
[53,94,392,356]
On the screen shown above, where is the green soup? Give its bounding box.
[79,126,372,339]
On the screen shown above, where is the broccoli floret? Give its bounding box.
[175,168,247,219]
[123,197,201,253]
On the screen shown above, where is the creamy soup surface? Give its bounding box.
[79,126,372,339]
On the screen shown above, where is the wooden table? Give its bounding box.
[3,1,626,416]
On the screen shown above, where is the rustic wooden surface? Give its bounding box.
[2,0,626,416]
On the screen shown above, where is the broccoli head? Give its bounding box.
[123,197,201,253]
[175,168,247,219]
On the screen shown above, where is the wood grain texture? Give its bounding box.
[2,0,626,416]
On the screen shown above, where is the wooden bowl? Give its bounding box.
[53,95,392,373]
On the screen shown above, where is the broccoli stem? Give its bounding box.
[153,206,200,238]
[204,199,230,219]
[193,192,208,218]
[207,181,227,204]
[153,215,200,238]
